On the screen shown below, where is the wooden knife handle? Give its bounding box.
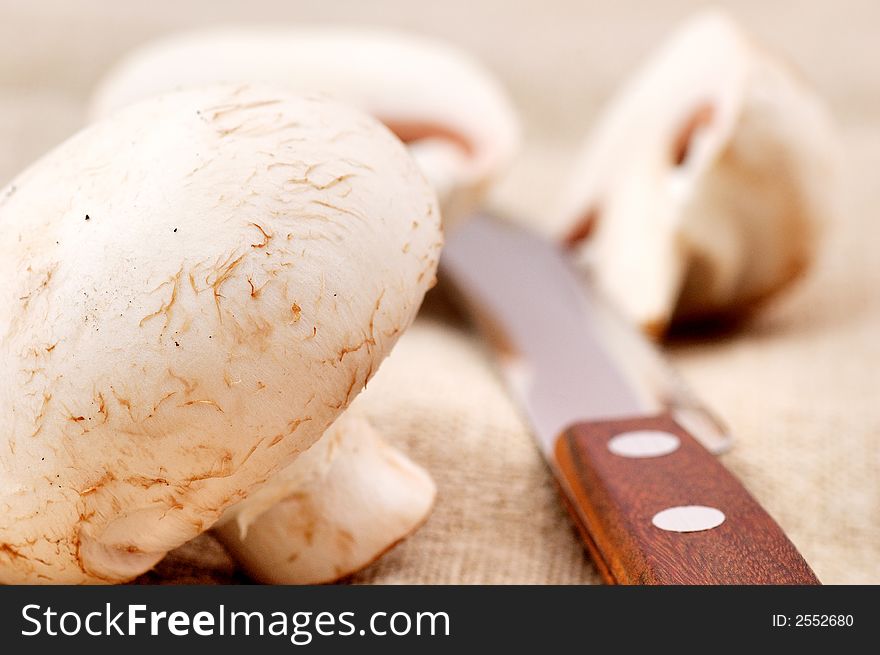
[554,413,820,584]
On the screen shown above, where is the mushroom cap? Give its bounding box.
[0,84,442,583]
[89,27,520,226]
[214,411,435,584]
[556,10,837,335]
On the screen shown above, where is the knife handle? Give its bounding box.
[554,413,820,584]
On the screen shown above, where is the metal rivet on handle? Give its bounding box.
[652,505,726,533]
[607,430,681,458]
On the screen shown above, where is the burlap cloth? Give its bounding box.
[1,0,876,584]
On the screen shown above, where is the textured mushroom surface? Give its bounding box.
[0,84,442,583]
[214,410,436,584]
[89,27,520,226]
[556,11,837,336]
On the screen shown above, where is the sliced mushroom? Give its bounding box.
[89,27,520,226]
[556,10,838,336]
[0,84,442,583]
[214,410,435,584]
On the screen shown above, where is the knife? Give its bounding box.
[442,212,819,584]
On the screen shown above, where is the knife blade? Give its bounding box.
[442,212,819,584]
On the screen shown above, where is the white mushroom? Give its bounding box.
[214,410,435,584]
[556,10,837,336]
[89,27,520,226]
[0,84,442,584]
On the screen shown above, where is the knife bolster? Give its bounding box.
[553,413,820,584]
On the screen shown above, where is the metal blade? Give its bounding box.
[442,212,732,457]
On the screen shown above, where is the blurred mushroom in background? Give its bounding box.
[90,27,521,228]
[555,10,838,337]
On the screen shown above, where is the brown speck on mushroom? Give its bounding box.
[206,251,246,316]
[30,392,52,438]
[249,222,272,248]
[110,387,136,422]
[179,399,224,412]
[139,267,182,331]
[95,392,108,423]
[247,276,268,299]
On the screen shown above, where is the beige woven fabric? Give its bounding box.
[0,0,877,584]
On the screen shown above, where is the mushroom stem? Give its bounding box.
[214,411,435,584]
